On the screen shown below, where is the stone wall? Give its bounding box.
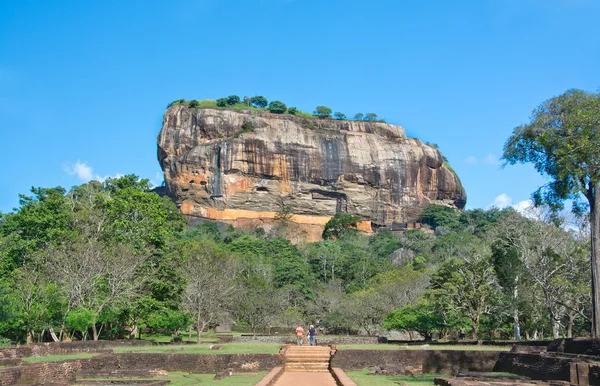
[492,352,573,381]
[232,335,380,345]
[0,340,151,359]
[0,359,82,386]
[330,350,501,375]
[547,338,600,356]
[81,352,284,373]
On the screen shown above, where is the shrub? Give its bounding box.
[268,100,287,114]
[287,107,298,115]
[334,112,346,120]
[353,113,364,120]
[364,113,378,121]
[216,98,228,107]
[313,106,332,119]
[189,100,200,108]
[226,95,241,105]
[250,96,268,108]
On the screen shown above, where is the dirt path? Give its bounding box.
[273,371,338,386]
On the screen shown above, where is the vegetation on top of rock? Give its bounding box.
[167,96,386,122]
[267,100,287,114]
[313,106,332,119]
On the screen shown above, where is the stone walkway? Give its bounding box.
[273,371,338,386]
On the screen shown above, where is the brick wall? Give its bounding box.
[81,352,284,373]
[0,360,82,386]
[0,339,151,359]
[492,352,573,381]
[330,350,500,374]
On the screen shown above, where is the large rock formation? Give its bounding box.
[158,105,466,241]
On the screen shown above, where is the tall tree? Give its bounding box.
[502,89,600,336]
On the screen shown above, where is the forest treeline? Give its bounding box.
[0,175,591,343]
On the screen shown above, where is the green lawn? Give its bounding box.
[85,371,268,386]
[337,344,510,351]
[22,353,96,363]
[114,342,283,355]
[346,370,440,386]
[140,330,244,343]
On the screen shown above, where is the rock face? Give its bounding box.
[158,106,466,241]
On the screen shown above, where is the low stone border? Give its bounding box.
[254,366,284,386]
[0,340,151,359]
[232,335,379,345]
[331,367,358,386]
[493,352,573,381]
[332,350,501,375]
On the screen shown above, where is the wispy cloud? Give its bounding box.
[63,161,94,181]
[488,194,541,219]
[464,156,478,165]
[482,153,501,166]
[63,161,121,183]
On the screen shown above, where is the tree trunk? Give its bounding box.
[196,320,201,344]
[92,324,98,341]
[551,316,559,339]
[26,327,33,344]
[513,275,521,340]
[589,183,600,338]
[471,315,480,340]
[567,310,576,338]
[188,325,192,342]
[49,326,60,342]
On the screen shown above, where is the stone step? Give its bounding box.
[285,356,331,362]
[285,364,330,372]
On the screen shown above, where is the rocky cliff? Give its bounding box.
[158,105,466,241]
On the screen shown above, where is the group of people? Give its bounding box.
[295,323,318,346]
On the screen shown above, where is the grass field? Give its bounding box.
[22,353,96,362]
[114,342,283,355]
[346,370,440,386]
[337,344,510,351]
[86,371,268,386]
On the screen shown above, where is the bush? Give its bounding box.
[250,96,268,108]
[364,113,378,121]
[334,112,346,120]
[216,98,228,107]
[189,100,199,108]
[313,106,332,119]
[353,113,364,121]
[268,100,287,114]
[287,107,298,115]
[226,95,241,105]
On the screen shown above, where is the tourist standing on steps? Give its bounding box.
[308,324,317,346]
[295,324,304,345]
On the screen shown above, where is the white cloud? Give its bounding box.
[465,156,478,165]
[150,172,164,187]
[489,193,512,209]
[63,161,94,182]
[63,161,121,183]
[482,153,501,166]
[487,194,543,219]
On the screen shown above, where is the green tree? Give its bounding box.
[384,304,442,340]
[188,100,199,108]
[364,113,378,121]
[322,212,360,240]
[353,113,364,121]
[250,96,268,108]
[418,204,460,230]
[226,95,240,105]
[268,100,287,114]
[333,112,346,120]
[216,98,228,107]
[313,106,332,119]
[430,240,499,339]
[287,107,298,115]
[502,89,600,336]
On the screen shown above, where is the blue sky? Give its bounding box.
[0,0,598,213]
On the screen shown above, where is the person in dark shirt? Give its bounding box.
[308,324,317,346]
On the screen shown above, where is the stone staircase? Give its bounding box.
[283,345,332,372]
